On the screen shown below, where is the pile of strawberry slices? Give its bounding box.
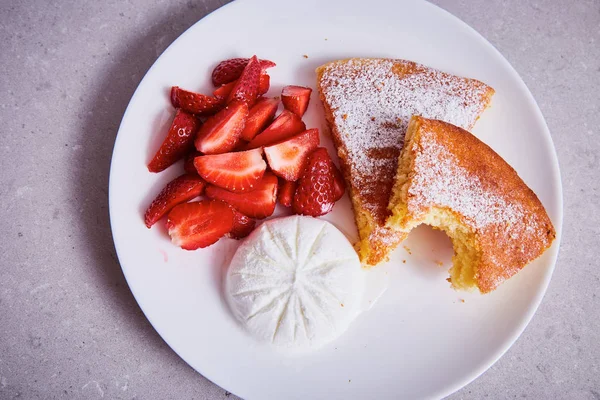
[144,55,346,250]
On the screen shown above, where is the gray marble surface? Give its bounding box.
[0,0,598,399]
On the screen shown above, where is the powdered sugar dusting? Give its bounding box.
[409,137,524,230]
[319,58,492,221]
[404,122,554,292]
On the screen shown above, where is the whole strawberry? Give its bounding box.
[292,147,337,217]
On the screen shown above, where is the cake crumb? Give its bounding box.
[435,260,444,267]
[446,277,452,283]
[303,54,309,59]
[342,113,348,120]
[403,245,412,255]
[402,259,406,263]
[459,298,465,303]
[370,116,376,121]
[340,303,344,307]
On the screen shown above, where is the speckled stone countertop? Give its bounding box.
[0,0,598,399]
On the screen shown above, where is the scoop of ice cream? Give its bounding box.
[225,215,365,351]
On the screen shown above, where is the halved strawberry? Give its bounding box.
[212,58,276,86]
[240,98,279,141]
[205,172,278,219]
[193,148,266,192]
[213,81,236,100]
[264,129,320,181]
[170,86,224,115]
[278,179,296,207]
[148,109,201,173]
[144,174,206,228]
[228,209,256,239]
[245,110,306,149]
[332,163,346,201]
[166,200,234,250]
[258,73,270,95]
[281,85,312,117]
[183,150,202,175]
[292,147,337,217]
[194,101,248,154]
[227,55,261,106]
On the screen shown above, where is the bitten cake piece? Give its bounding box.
[316,58,495,267]
[387,116,556,293]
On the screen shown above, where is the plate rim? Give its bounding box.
[108,0,564,398]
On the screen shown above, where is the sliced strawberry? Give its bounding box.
[144,174,206,228]
[213,81,236,100]
[332,163,346,201]
[258,73,270,95]
[292,148,337,217]
[278,179,296,207]
[212,58,276,86]
[281,85,312,117]
[264,129,320,181]
[194,101,248,154]
[183,150,202,175]
[166,200,234,250]
[170,86,224,115]
[245,110,306,149]
[231,140,250,152]
[194,148,266,192]
[228,209,256,239]
[240,98,279,141]
[227,55,261,106]
[148,109,201,173]
[205,172,278,219]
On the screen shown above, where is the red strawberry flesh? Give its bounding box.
[332,163,346,201]
[144,174,206,228]
[278,179,296,207]
[194,148,266,192]
[213,81,236,100]
[264,129,320,181]
[212,58,276,86]
[183,150,203,175]
[258,73,270,95]
[194,101,248,154]
[240,97,279,141]
[245,110,306,149]
[227,55,261,106]
[228,209,256,239]
[292,147,337,217]
[148,109,201,173]
[166,200,234,250]
[170,86,224,115]
[205,172,278,219]
[281,85,312,117]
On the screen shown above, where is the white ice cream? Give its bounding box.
[225,216,365,351]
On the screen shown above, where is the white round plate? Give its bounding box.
[109,0,562,398]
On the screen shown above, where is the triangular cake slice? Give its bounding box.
[387,116,556,293]
[316,58,495,267]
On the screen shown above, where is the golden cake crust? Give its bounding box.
[387,116,556,293]
[316,58,495,266]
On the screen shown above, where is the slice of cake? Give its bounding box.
[387,116,556,293]
[316,58,495,267]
